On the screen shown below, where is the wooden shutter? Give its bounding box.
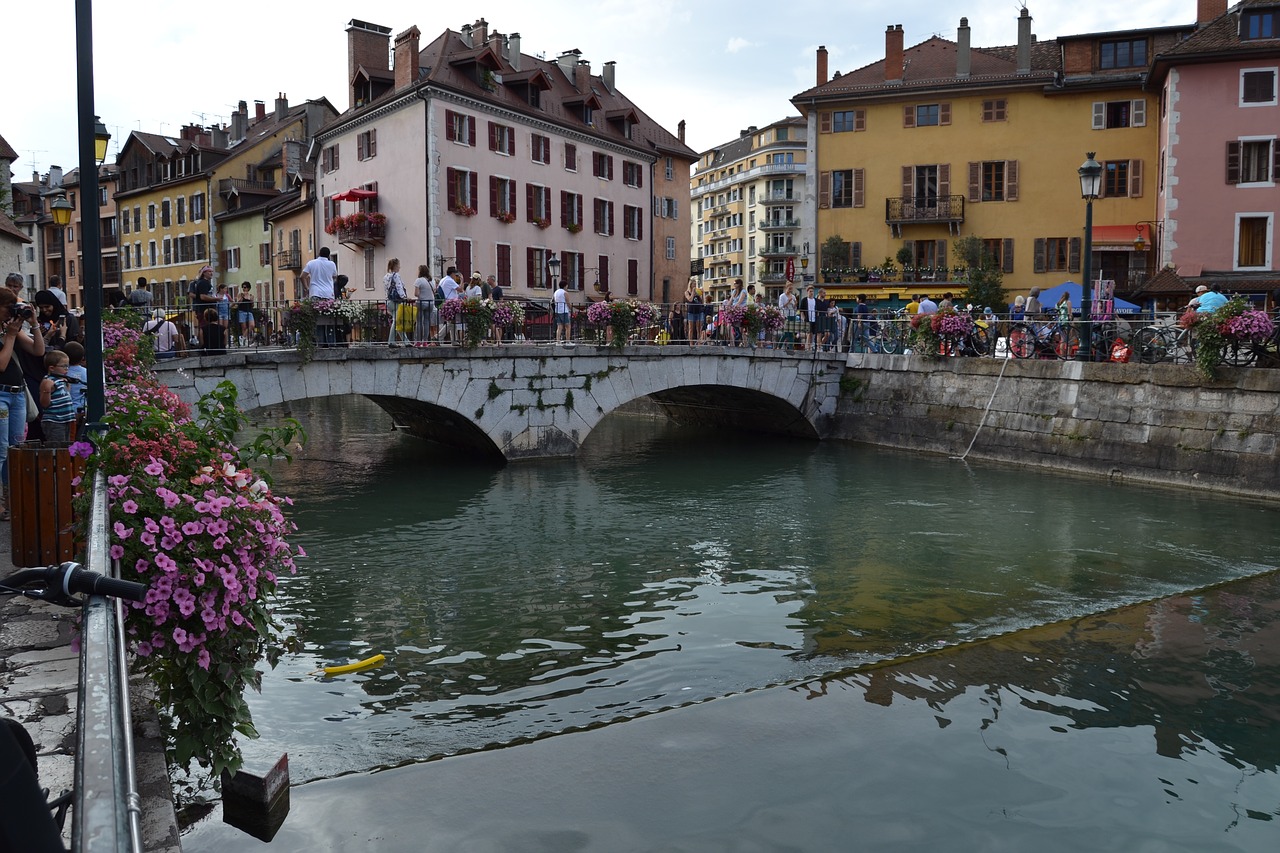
[608,156,615,181]
[938,164,951,199]
[599,255,609,290]
[853,169,865,208]
[1034,237,1047,273]
[543,187,552,220]
[594,198,601,233]
[1002,238,1015,274]
[447,168,457,211]
[636,167,642,189]
[968,162,981,202]
[851,242,862,269]
[456,239,471,277]
[1129,159,1143,198]
[818,171,831,208]
[637,207,643,241]
[527,247,536,287]
[855,109,866,131]
[820,112,831,133]
[1226,141,1241,184]
[903,105,915,128]
[1092,102,1105,130]
[490,176,500,216]
[445,109,456,140]
[488,122,498,151]
[561,191,569,227]
[469,172,478,210]
[1273,140,1280,183]
[1131,99,1146,127]
[608,201,615,235]
[939,103,951,125]
[509,182,517,216]
[901,166,913,201]
[1006,160,1019,201]
[1069,237,1082,273]
[935,240,947,270]
[628,259,639,295]
[357,134,365,160]
[526,184,535,220]
[565,143,576,170]
[369,129,376,157]
[505,127,515,156]
[468,116,476,147]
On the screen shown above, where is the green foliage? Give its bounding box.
[820,235,850,269]
[954,235,1008,311]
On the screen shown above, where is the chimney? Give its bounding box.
[816,45,829,86]
[488,30,503,60]
[254,100,266,122]
[678,120,686,143]
[473,18,488,45]
[232,100,247,141]
[346,19,392,110]
[508,33,521,72]
[461,24,473,48]
[885,25,904,84]
[1197,0,1226,24]
[603,60,616,92]
[49,165,63,188]
[575,59,592,92]
[1017,8,1032,75]
[394,26,421,89]
[275,92,288,121]
[212,127,229,148]
[956,18,971,78]
[556,49,581,79]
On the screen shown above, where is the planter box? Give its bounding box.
[10,443,86,566]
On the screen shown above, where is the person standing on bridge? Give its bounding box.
[553,278,571,346]
[301,247,338,300]
[385,258,411,347]
[438,266,462,345]
[414,265,436,344]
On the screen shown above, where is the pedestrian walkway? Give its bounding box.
[0,522,181,852]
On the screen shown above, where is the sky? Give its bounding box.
[7,0,1194,180]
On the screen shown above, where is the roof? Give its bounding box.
[1151,0,1280,80]
[0,212,31,244]
[1133,266,1280,297]
[0,133,17,162]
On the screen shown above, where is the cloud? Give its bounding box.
[726,37,752,54]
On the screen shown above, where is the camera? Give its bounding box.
[13,304,33,320]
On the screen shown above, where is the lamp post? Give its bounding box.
[50,194,73,293]
[546,251,561,289]
[1077,152,1102,362]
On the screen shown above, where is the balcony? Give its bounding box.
[336,219,386,249]
[219,177,278,196]
[760,192,796,205]
[100,233,117,249]
[276,248,302,270]
[760,272,788,283]
[759,245,797,258]
[760,218,800,232]
[885,195,966,237]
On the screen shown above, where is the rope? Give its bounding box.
[953,350,1010,462]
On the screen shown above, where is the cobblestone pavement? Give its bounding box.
[0,523,181,851]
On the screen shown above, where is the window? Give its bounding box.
[357,129,377,160]
[565,143,578,172]
[446,110,475,145]
[623,161,643,188]
[831,170,854,207]
[530,133,551,164]
[133,206,141,232]
[322,144,339,172]
[1101,159,1143,197]
[69,260,75,278]
[1036,237,1079,273]
[177,197,186,225]
[223,246,241,270]
[592,152,614,180]
[627,259,638,296]
[526,184,551,223]
[163,237,171,265]
[161,200,171,228]
[1093,99,1146,129]
[623,205,643,240]
[488,122,515,155]
[1241,69,1277,105]
[122,212,130,235]
[446,167,477,212]
[527,247,551,289]
[148,241,157,266]
[905,103,950,127]
[1236,215,1271,268]
[190,194,205,222]
[1100,38,1146,69]
[665,157,674,181]
[666,236,676,260]
[260,243,271,266]
[561,191,583,229]
[830,110,864,132]
[1228,139,1276,184]
[1243,9,1277,40]
[981,238,1006,271]
[496,243,512,288]
[561,252,584,290]
[594,198,615,235]
[147,204,156,229]
[982,99,1006,122]
[491,176,517,218]
[967,161,1019,202]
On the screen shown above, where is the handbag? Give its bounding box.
[24,386,38,423]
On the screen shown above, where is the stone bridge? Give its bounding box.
[153,345,846,461]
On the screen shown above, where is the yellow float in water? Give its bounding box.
[322,653,386,676]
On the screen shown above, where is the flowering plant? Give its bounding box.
[438,298,462,324]
[496,211,517,224]
[586,301,613,325]
[632,300,658,329]
[567,222,582,234]
[320,298,368,324]
[907,307,970,358]
[721,304,746,328]
[436,297,493,347]
[76,322,306,781]
[533,217,551,229]
[1220,309,1274,343]
[586,300,655,348]
[1192,297,1275,378]
[283,301,319,360]
[932,310,975,341]
[454,204,477,217]
[761,305,785,333]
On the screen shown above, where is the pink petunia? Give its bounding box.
[121,500,139,514]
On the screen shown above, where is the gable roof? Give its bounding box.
[0,212,31,244]
[0,133,17,162]
[1151,0,1280,81]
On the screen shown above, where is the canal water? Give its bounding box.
[184,396,1280,850]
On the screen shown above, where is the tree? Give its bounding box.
[820,235,850,272]
[955,235,1008,311]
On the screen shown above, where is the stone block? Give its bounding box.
[372,359,401,395]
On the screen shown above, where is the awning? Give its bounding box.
[1092,224,1147,251]
[332,188,377,202]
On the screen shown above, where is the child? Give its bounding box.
[39,350,78,445]
[236,282,255,347]
[216,283,231,337]
[62,340,88,413]
[201,308,227,356]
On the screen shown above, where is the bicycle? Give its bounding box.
[1,563,148,853]
[1133,321,1195,364]
[1007,316,1080,359]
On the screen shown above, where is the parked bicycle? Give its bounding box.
[1007,316,1080,359]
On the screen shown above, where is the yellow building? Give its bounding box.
[792,10,1193,306]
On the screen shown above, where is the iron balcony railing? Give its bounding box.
[218,177,277,195]
[760,218,800,231]
[276,248,302,270]
[885,195,966,225]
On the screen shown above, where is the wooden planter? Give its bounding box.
[9,443,86,567]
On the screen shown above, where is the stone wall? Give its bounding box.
[834,354,1280,499]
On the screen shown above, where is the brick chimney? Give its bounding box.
[274,92,288,121]
[231,100,247,142]
[346,19,392,110]
[473,18,488,45]
[1016,8,1032,76]
[1197,0,1227,24]
[254,100,266,123]
[885,25,904,84]
[817,45,828,86]
[394,26,421,89]
[678,119,686,144]
[575,59,592,93]
[956,18,971,78]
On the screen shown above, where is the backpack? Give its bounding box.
[435,284,445,307]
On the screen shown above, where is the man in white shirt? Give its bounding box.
[917,295,938,315]
[143,309,184,359]
[553,281,571,345]
[438,267,461,344]
[300,248,338,299]
[47,275,69,308]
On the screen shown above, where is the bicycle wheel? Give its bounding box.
[1133,327,1169,363]
[1219,341,1258,367]
[879,325,900,354]
[967,326,991,356]
[1050,326,1080,359]
[1007,324,1034,359]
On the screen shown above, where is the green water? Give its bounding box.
[185,396,1280,850]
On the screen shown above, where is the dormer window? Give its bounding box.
[1243,9,1277,40]
[583,105,594,126]
[1100,38,1147,69]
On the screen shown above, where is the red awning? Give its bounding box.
[1092,224,1148,249]
[332,188,378,202]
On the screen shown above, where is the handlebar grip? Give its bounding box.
[59,564,148,602]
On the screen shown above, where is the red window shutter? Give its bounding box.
[1226,141,1240,184]
[594,199,600,233]
[508,181,517,216]
[628,259,638,295]
[447,168,457,211]
[637,166,643,189]
[566,143,576,170]
[506,127,515,156]
[819,112,831,134]
[526,184,535,220]
[490,176,500,217]
[561,191,569,227]
[599,255,609,290]
[527,247,536,287]
[468,117,476,147]
[608,202,615,235]
[903,105,915,128]
[637,208,643,241]
[542,187,551,220]
[445,109,456,140]
[608,156,614,181]
[456,239,471,277]
[469,172,478,209]
[497,244,511,288]
[488,122,498,151]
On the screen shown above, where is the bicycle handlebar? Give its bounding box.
[1,562,148,607]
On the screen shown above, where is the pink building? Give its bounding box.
[1150,0,1280,304]
[315,19,695,304]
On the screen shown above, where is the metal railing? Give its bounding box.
[885,195,966,224]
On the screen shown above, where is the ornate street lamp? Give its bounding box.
[1077,152,1102,361]
[546,251,561,288]
[50,194,74,227]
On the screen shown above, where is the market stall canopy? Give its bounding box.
[1092,224,1148,251]
[332,188,378,202]
[1041,281,1142,314]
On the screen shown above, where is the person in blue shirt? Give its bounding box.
[1191,284,1229,313]
[62,340,87,412]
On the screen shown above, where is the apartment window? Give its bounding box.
[163,237,171,265]
[982,99,1007,122]
[1228,139,1276,184]
[147,204,156,229]
[177,197,186,225]
[1039,237,1078,273]
[69,260,75,278]
[1093,99,1146,129]
[447,168,477,212]
[357,129,377,160]
[1102,159,1143,197]
[260,243,271,266]
[565,143,578,171]
[983,162,1005,201]
[1241,69,1277,105]
[191,194,205,222]
[223,246,241,270]
[666,236,676,260]
[981,239,1005,270]
[531,133,551,164]
[623,161,643,188]
[527,247,551,289]
[561,191,584,229]
[148,241,157,266]
[592,152,614,180]
[561,252,583,290]
[133,206,141,232]
[446,110,476,145]
[496,243,512,288]
[161,199,171,227]
[623,205,643,240]
[665,157,674,181]
[488,122,515,155]
[1100,38,1146,69]
[321,144,339,172]
[832,170,854,207]
[526,184,551,223]
[831,110,864,132]
[1243,9,1277,40]
[594,198,615,235]
[905,103,950,127]
[1236,215,1271,268]
[122,212,130,235]
[627,259,639,296]
[491,176,517,218]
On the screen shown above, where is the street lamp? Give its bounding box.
[50,194,73,295]
[1077,152,1102,362]
[546,251,561,288]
